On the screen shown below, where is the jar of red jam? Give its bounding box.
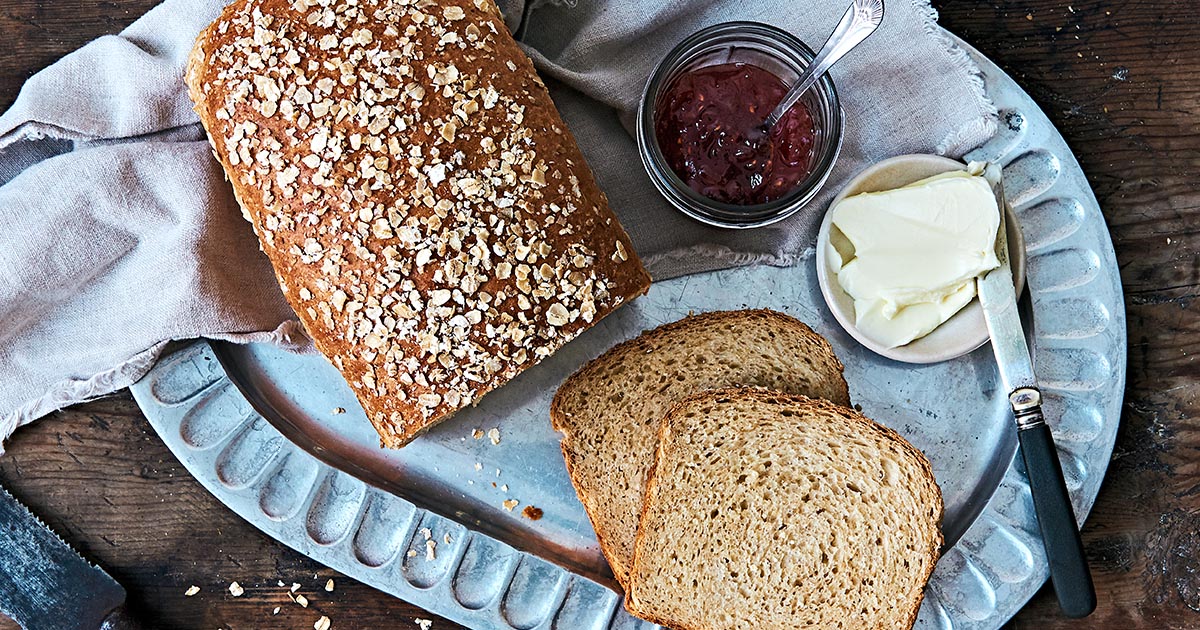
[638,22,844,228]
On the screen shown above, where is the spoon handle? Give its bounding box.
[763,0,885,129]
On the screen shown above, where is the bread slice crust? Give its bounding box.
[551,309,851,586]
[626,387,943,630]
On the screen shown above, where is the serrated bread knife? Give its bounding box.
[978,162,1096,619]
[0,484,139,630]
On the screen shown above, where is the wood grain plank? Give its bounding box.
[0,395,465,630]
[930,1,1200,628]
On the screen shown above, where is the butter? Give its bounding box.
[828,167,1000,349]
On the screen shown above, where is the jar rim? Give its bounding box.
[637,21,845,229]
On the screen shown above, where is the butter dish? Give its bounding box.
[815,154,1026,363]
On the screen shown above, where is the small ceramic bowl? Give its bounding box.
[815,154,1026,364]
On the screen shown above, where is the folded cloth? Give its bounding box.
[0,0,995,452]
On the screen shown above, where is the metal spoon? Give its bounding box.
[763,0,885,130]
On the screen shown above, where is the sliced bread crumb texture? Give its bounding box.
[550,309,850,586]
[627,388,943,630]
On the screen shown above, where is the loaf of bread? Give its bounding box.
[186,0,651,447]
[627,388,943,630]
[550,309,850,586]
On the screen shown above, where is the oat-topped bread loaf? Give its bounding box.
[186,0,651,447]
[550,309,850,586]
[627,388,943,630]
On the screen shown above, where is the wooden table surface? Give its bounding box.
[0,0,1196,628]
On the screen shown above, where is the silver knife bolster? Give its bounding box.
[1010,386,1046,430]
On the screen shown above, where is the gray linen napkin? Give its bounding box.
[0,0,995,451]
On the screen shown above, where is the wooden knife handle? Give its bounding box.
[99,604,141,630]
[1018,421,1097,618]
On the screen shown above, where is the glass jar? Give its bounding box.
[637,21,844,229]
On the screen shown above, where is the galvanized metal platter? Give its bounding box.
[130,37,1125,630]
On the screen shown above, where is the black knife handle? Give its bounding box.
[1018,420,1097,618]
[100,604,141,630]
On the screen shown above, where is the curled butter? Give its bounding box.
[828,168,1000,349]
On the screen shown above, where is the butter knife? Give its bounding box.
[978,163,1096,618]
[0,483,139,630]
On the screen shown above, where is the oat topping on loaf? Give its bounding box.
[187,0,650,446]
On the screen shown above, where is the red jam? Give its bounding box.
[654,62,817,206]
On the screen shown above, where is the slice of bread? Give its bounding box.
[626,388,943,630]
[550,309,851,586]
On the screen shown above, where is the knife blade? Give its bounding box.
[977,166,1036,394]
[977,162,1096,619]
[0,484,136,630]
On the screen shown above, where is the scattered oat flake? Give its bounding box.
[228,581,244,597]
[291,583,302,593]
[315,615,331,630]
[296,593,310,608]
[326,578,335,592]
[273,607,281,615]
[471,429,484,439]
[332,407,345,414]
[185,585,200,597]
[501,484,509,492]
[442,533,452,544]
[487,428,501,445]
[425,539,437,560]
[474,462,482,471]
[420,527,432,540]
[277,580,286,587]
[407,549,418,558]
[416,620,433,630]
[522,506,544,521]
[502,499,519,511]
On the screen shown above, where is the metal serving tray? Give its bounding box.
[130,38,1125,630]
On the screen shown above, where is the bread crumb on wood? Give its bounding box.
[522,505,544,521]
[228,581,244,597]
